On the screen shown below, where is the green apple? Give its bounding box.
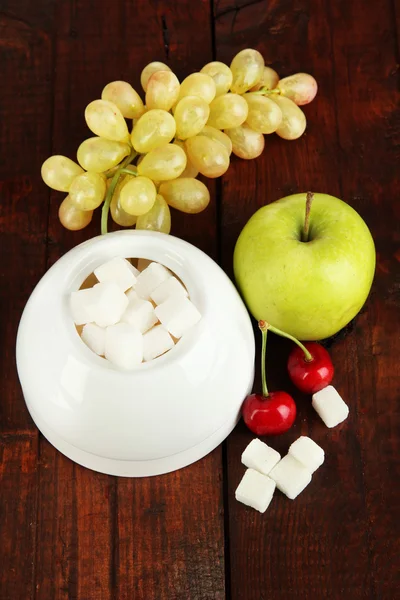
[233,192,375,340]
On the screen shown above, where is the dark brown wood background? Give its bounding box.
[0,1,399,599]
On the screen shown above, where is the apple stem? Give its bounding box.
[259,322,269,397]
[259,320,313,362]
[302,191,313,242]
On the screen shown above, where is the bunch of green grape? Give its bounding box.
[41,49,317,234]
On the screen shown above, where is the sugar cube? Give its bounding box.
[81,323,106,356]
[150,276,188,305]
[155,296,201,338]
[70,287,98,325]
[269,455,312,500]
[121,297,158,333]
[235,468,276,513]
[288,436,324,474]
[94,257,139,292]
[143,325,174,361]
[312,385,349,428]
[135,262,171,300]
[126,288,139,302]
[87,282,129,328]
[241,438,281,476]
[105,323,143,369]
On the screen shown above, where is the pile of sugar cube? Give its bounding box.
[235,436,325,513]
[70,257,201,368]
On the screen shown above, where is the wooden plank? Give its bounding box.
[116,450,225,600]
[214,1,380,598]
[35,439,115,600]
[35,1,224,599]
[328,1,400,597]
[0,434,38,600]
[0,1,54,432]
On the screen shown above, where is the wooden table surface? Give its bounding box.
[1,1,399,599]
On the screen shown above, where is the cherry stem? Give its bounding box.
[259,320,313,362]
[302,191,313,242]
[101,149,137,235]
[260,325,269,397]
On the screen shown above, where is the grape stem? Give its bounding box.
[101,150,137,235]
[258,321,269,397]
[248,87,281,96]
[119,167,138,176]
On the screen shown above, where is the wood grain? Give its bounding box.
[0,1,54,432]
[0,434,38,600]
[328,1,400,597]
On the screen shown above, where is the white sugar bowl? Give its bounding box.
[16,230,255,477]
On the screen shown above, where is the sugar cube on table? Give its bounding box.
[288,436,324,474]
[70,287,98,325]
[150,276,188,305]
[155,295,201,338]
[269,455,312,500]
[94,257,139,292]
[135,262,171,300]
[81,323,106,356]
[105,323,143,369]
[121,297,158,334]
[235,468,276,513]
[241,438,281,476]
[87,282,128,328]
[312,385,349,428]
[143,325,174,361]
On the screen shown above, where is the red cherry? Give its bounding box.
[242,391,297,435]
[287,341,334,394]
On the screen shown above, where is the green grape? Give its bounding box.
[207,93,248,129]
[131,109,176,153]
[69,172,106,211]
[178,73,216,104]
[173,140,199,178]
[245,95,282,134]
[141,61,171,92]
[225,125,264,159]
[110,177,137,226]
[277,73,318,106]
[77,137,131,172]
[269,95,306,140]
[200,62,233,96]
[111,195,137,226]
[85,100,130,142]
[159,178,210,214]
[185,136,230,178]
[136,194,171,233]
[101,81,145,119]
[58,195,93,231]
[230,48,264,94]
[250,66,279,91]
[120,176,157,216]
[146,70,180,111]
[41,155,84,192]
[174,96,210,140]
[137,144,187,181]
[200,125,232,155]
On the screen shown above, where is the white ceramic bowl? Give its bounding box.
[16,230,255,477]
